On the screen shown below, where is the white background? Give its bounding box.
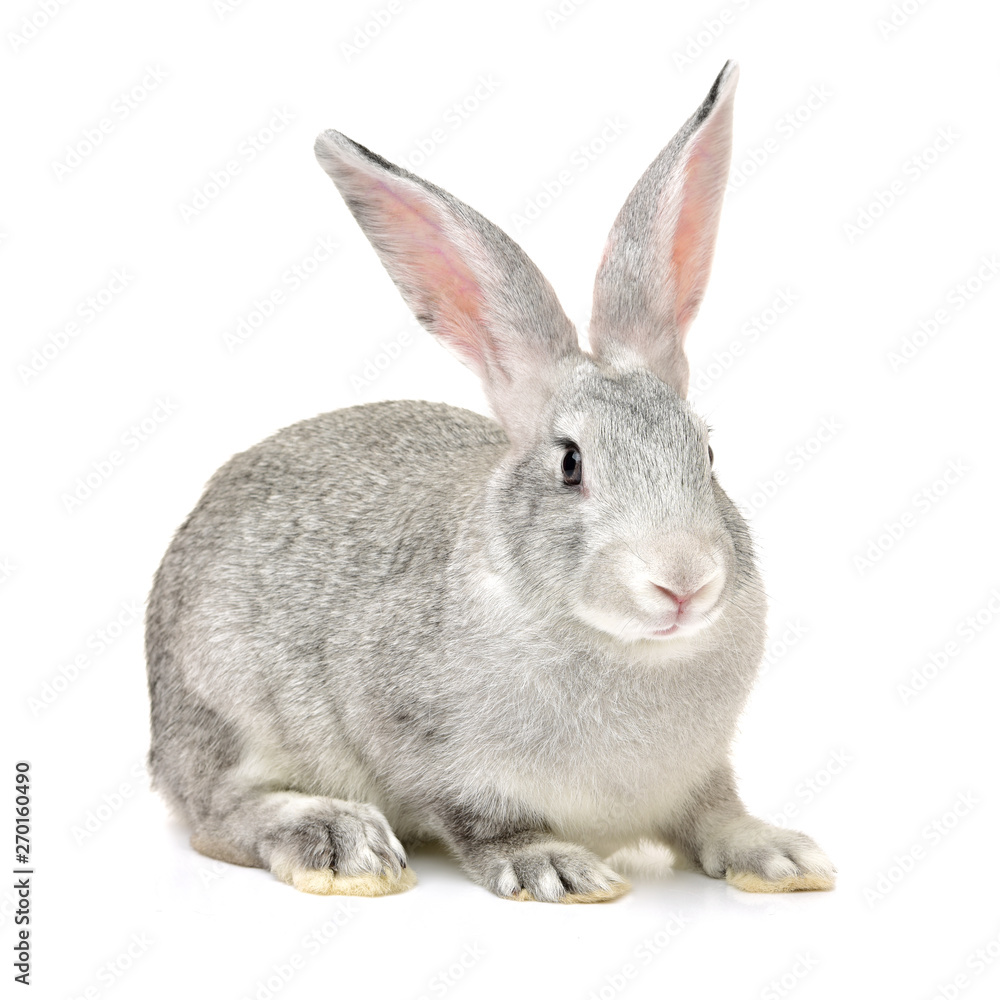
[4,0,1000,997]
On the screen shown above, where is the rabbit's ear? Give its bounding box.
[314,131,579,439]
[589,61,738,397]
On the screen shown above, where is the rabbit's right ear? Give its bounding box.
[589,62,738,398]
[314,131,580,441]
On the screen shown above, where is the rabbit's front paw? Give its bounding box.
[262,797,416,897]
[700,819,835,893]
[473,840,630,904]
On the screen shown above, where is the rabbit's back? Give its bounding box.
[155,397,504,601]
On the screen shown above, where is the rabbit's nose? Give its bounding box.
[651,584,694,608]
[650,573,721,611]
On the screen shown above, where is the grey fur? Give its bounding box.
[145,63,834,902]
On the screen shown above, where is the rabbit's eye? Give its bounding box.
[708,444,714,467]
[561,444,582,487]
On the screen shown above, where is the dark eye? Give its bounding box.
[561,443,582,487]
[708,444,714,467]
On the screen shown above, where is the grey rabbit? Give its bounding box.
[145,60,835,902]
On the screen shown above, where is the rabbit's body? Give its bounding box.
[148,396,762,855]
[147,62,835,901]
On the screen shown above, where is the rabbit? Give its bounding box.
[145,60,835,902]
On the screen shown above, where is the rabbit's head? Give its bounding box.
[316,62,757,646]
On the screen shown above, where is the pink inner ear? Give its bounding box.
[669,127,729,337]
[371,178,487,370]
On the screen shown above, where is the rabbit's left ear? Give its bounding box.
[314,130,580,441]
[589,61,738,397]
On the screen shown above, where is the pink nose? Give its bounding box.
[651,583,702,609]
